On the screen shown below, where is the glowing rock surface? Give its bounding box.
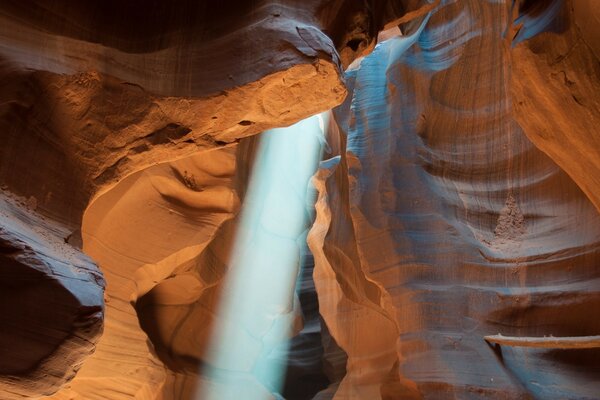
[0,0,599,399]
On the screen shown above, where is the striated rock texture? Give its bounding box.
[0,0,353,228]
[311,0,600,398]
[0,1,414,398]
[0,1,361,398]
[1,0,600,399]
[71,147,241,399]
[512,0,600,213]
[0,191,104,399]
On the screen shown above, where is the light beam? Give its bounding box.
[198,113,328,399]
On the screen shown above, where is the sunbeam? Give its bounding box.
[198,113,328,399]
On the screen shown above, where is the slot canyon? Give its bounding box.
[1,0,599,399]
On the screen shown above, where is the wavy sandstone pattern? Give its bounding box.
[0,1,599,399]
[311,1,600,398]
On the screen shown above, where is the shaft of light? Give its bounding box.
[198,113,327,399]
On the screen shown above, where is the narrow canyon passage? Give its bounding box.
[1,1,600,399]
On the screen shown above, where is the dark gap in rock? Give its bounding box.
[281,249,330,400]
[144,123,192,146]
[346,38,364,51]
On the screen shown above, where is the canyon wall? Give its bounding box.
[311,1,600,398]
[0,0,599,399]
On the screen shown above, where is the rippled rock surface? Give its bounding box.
[311,1,600,398]
[1,0,599,399]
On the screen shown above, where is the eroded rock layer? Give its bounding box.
[310,1,600,398]
[0,1,353,397]
[0,0,599,399]
[0,0,350,229]
[0,192,104,399]
[53,147,240,399]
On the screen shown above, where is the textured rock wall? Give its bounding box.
[512,0,600,213]
[0,192,104,399]
[71,146,242,399]
[0,1,358,397]
[311,0,600,398]
[0,4,346,227]
[1,0,599,399]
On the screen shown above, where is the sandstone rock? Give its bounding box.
[512,0,600,213]
[0,3,350,396]
[0,191,104,399]
[311,1,600,398]
[1,0,599,399]
[0,1,349,227]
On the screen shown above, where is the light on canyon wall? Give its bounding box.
[198,113,328,399]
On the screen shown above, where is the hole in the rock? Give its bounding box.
[346,38,364,51]
[238,120,253,126]
[145,123,192,146]
[135,288,200,372]
[134,246,334,399]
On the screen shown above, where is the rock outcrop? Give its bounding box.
[1,0,599,399]
[0,1,350,226]
[0,1,411,398]
[0,192,104,399]
[0,1,354,397]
